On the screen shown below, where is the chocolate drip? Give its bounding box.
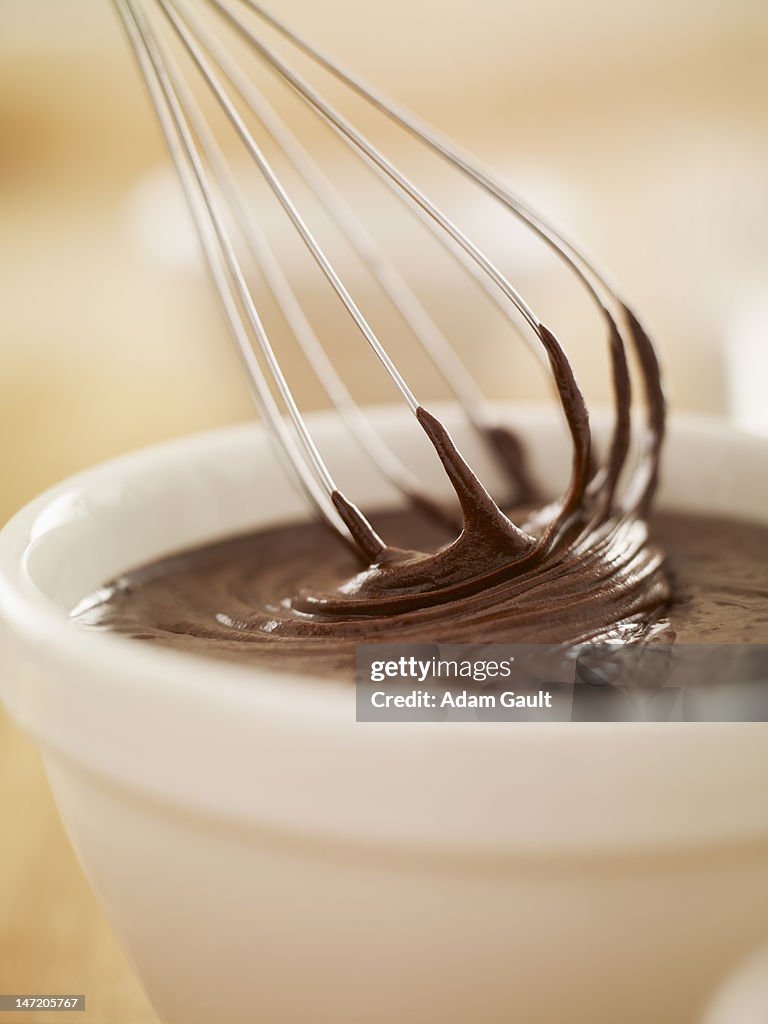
[247,303,668,634]
[622,303,666,516]
[482,424,540,506]
[330,490,385,562]
[74,295,677,654]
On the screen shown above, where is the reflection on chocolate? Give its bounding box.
[71,305,766,675]
[72,511,768,677]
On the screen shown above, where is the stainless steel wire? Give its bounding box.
[113,0,661,551]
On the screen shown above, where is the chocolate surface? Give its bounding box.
[71,510,768,678]
[74,300,756,676]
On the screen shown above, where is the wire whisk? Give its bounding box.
[113,0,665,564]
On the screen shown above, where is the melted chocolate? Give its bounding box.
[73,301,709,670]
[72,511,767,677]
[69,284,690,667]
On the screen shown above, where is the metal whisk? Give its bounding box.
[113,0,664,562]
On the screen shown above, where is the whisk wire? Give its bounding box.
[178,0,601,514]
[176,3,503,424]
[114,0,664,560]
[205,0,543,339]
[116,0,364,545]
[160,0,422,417]
[235,0,619,306]
[151,16,431,505]
[233,0,665,502]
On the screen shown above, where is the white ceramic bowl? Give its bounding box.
[1,404,767,1024]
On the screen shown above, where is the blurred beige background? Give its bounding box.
[2,0,768,526]
[1,2,767,1022]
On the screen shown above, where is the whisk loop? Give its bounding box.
[113,0,664,562]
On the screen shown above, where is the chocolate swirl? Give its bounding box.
[269,301,669,641]
[74,301,675,660]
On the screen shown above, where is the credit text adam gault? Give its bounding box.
[370,690,554,709]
